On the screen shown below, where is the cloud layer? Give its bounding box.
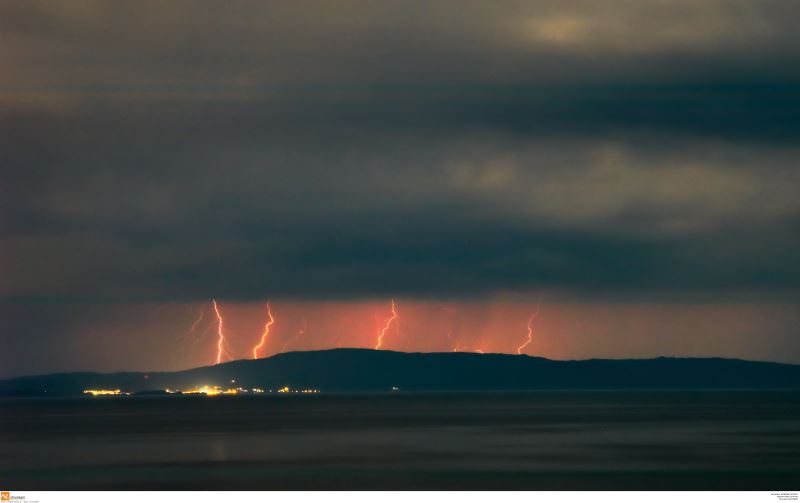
[2,0,800,301]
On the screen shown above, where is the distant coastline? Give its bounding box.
[2,348,800,396]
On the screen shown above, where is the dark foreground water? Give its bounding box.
[2,390,799,490]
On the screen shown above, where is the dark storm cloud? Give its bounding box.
[2,0,800,301]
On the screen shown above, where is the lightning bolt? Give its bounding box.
[446,328,455,346]
[442,306,460,352]
[177,304,207,347]
[187,306,206,335]
[193,319,214,349]
[212,299,233,365]
[252,301,275,359]
[171,305,205,368]
[176,304,214,365]
[281,318,306,352]
[517,305,541,355]
[446,328,464,353]
[374,299,399,350]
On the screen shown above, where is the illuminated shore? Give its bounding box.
[84,385,321,397]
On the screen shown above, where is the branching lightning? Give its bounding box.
[177,305,206,349]
[516,305,541,355]
[171,302,218,371]
[171,305,208,368]
[212,299,233,364]
[194,320,214,348]
[187,306,206,336]
[252,301,276,359]
[375,299,399,350]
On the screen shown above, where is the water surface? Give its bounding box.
[2,390,799,489]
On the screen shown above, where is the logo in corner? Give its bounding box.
[1,492,10,501]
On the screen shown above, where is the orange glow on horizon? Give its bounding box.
[375,299,399,350]
[252,301,276,359]
[48,299,797,375]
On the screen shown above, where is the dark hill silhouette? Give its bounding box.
[2,349,800,396]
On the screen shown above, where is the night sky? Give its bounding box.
[2,0,800,377]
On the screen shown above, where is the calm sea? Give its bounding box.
[2,390,799,489]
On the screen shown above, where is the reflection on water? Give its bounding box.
[2,390,799,489]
